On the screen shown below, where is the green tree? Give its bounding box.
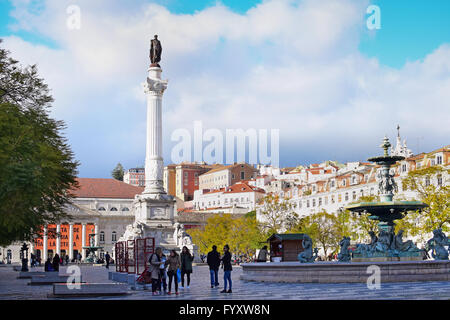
[292,210,340,258]
[258,194,298,234]
[0,42,79,246]
[189,213,266,258]
[396,166,450,243]
[347,195,379,243]
[111,163,124,181]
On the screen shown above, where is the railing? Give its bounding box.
[115,237,155,274]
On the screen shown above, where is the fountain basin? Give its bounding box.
[240,260,450,283]
[346,201,428,219]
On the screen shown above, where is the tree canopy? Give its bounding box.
[111,163,124,181]
[189,213,266,258]
[0,41,79,246]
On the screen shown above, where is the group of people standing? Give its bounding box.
[207,244,233,293]
[148,246,194,296]
[147,244,234,296]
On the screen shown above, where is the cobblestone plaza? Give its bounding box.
[1,264,449,300]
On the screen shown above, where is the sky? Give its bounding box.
[0,0,449,178]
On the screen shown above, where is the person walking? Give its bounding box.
[44,258,53,272]
[180,246,194,289]
[77,252,82,264]
[165,249,181,295]
[256,246,268,262]
[105,252,111,269]
[159,252,168,294]
[220,244,232,293]
[148,247,164,295]
[65,254,69,265]
[207,245,220,288]
[52,253,60,272]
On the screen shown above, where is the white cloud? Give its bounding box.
[2,0,450,176]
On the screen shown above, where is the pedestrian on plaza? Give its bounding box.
[65,254,69,265]
[207,245,220,288]
[159,252,168,294]
[220,244,232,293]
[30,253,36,267]
[52,253,60,272]
[165,249,181,295]
[105,252,111,269]
[256,246,268,262]
[45,258,53,272]
[148,247,164,296]
[77,252,82,264]
[180,246,194,289]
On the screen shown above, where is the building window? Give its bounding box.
[100,231,105,243]
[98,207,106,211]
[331,180,335,188]
[312,199,316,207]
[352,191,356,200]
[402,164,407,172]
[425,177,430,186]
[110,207,118,211]
[112,231,117,242]
[436,155,442,165]
[331,195,335,204]
[318,198,322,206]
[437,175,442,186]
[306,200,310,208]
[240,171,245,180]
[122,207,129,211]
[345,193,349,201]
[184,172,188,177]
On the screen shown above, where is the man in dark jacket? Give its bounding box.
[207,245,220,288]
[105,252,111,269]
[52,253,60,272]
[220,244,232,293]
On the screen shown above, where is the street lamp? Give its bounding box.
[20,243,29,272]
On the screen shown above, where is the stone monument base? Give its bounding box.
[240,260,450,283]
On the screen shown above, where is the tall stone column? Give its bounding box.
[142,66,168,196]
[43,225,48,261]
[56,224,61,255]
[94,224,99,247]
[81,223,86,260]
[69,223,74,260]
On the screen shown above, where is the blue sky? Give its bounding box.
[1,0,449,177]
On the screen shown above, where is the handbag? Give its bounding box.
[177,268,181,282]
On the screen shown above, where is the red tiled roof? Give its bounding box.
[71,178,144,199]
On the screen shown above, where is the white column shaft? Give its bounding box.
[94,224,99,247]
[56,224,61,255]
[43,226,48,261]
[69,224,74,260]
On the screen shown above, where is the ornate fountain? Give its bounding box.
[82,233,104,263]
[345,137,428,261]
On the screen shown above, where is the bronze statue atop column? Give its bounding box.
[150,35,162,67]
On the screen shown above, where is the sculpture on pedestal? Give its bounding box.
[427,228,449,260]
[298,235,318,263]
[337,236,351,262]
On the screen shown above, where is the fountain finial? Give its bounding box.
[380,136,391,157]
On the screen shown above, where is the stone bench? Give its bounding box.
[18,271,51,279]
[109,271,138,285]
[29,274,80,285]
[51,283,129,297]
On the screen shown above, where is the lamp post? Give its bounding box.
[20,243,29,272]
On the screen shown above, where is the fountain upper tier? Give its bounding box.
[346,136,428,229]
